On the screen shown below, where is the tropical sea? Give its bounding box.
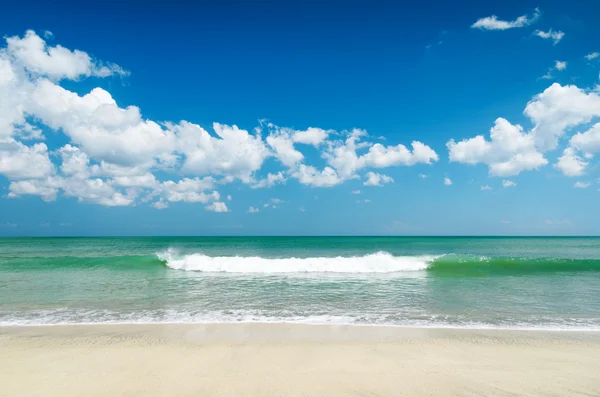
[1,236,599,330]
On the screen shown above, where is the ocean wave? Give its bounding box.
[156,250,600,275]
[157,250,437,273]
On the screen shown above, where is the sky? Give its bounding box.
[0,0,600,236]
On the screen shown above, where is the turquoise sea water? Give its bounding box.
[1,237,599,329]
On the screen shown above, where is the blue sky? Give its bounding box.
[1,0,600,236]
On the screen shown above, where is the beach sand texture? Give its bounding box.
[1,324,599,397]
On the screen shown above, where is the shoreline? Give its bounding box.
[2,323,600,396]
[2,320,600,333]
[3,322,600,341]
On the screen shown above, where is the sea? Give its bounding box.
[1,236,599,330]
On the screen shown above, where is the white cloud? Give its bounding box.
[585,52,599,60]
[555,147,588,177]
[5,30,128,80]
[360,141,438,168]
[444,177,453,186]
[447,118,547,176]
[59,144,90,177]
[0,138,54,179]
[292,127,329,146]
[573,181,591,188]
[570,122,600,153]
[158,180,218,204]
[534,29,565,45]
[363,171,394,186]
[251,172,286,189]
[500,220,511,224]
[322,129,438,181]
[247,206,259,213]
[151,199,168,209]
[60,178,135,206]
[8,177,60,201]
[554,61,567,71]
[0,29,443,208]
[419,173,427,179]
[170,121,271,183]
[540,61,567,80]
[363,199,371,203]
[292,165,344,187]
[30,80,175,167]
[112,174,158,188]
[227,195,232,201]
[450,83,600,178]
[266,130,304,168]
[525,84,600,151]
[480,185,493,191]
[502,180,516,188]
[471,8,540,30]
[205,201,229,212]
[352,190,361,194]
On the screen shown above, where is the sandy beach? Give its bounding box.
[1,324,599,397]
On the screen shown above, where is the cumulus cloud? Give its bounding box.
[152,199,168,209]
[352,190,361,194]
[449,83,600,177]
[570,122,600,153]
[0,138,53,179]
[502,180,516,188]
[363,171,394,186]
[247,206,259,213]
[292,165,344,187]
[480,185,493,191]
[9,175,136,206]
[555,147,588,177]
[447,118,547,176]
[320,128,438,184]
[170,121,271,182]
[526,84,600,151]
[444,177,452,186]
[0,29,441,209]
[471,8,540,30]
[291,127,330,146]
[205,201,229,212]
[534,29,565,45]
[554,122,600,177]
[251,172,286,189]
[5,30,128,80]
[266,129,304,168]
[157,177,219,204]
[30,80,175,167]
[8,178,60,201]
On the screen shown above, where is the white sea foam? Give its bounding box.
[2,308,600,331]
[157,250,437,273]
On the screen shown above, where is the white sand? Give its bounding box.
[1,324,599,396]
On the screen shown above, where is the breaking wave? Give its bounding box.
[157,250,436,273]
